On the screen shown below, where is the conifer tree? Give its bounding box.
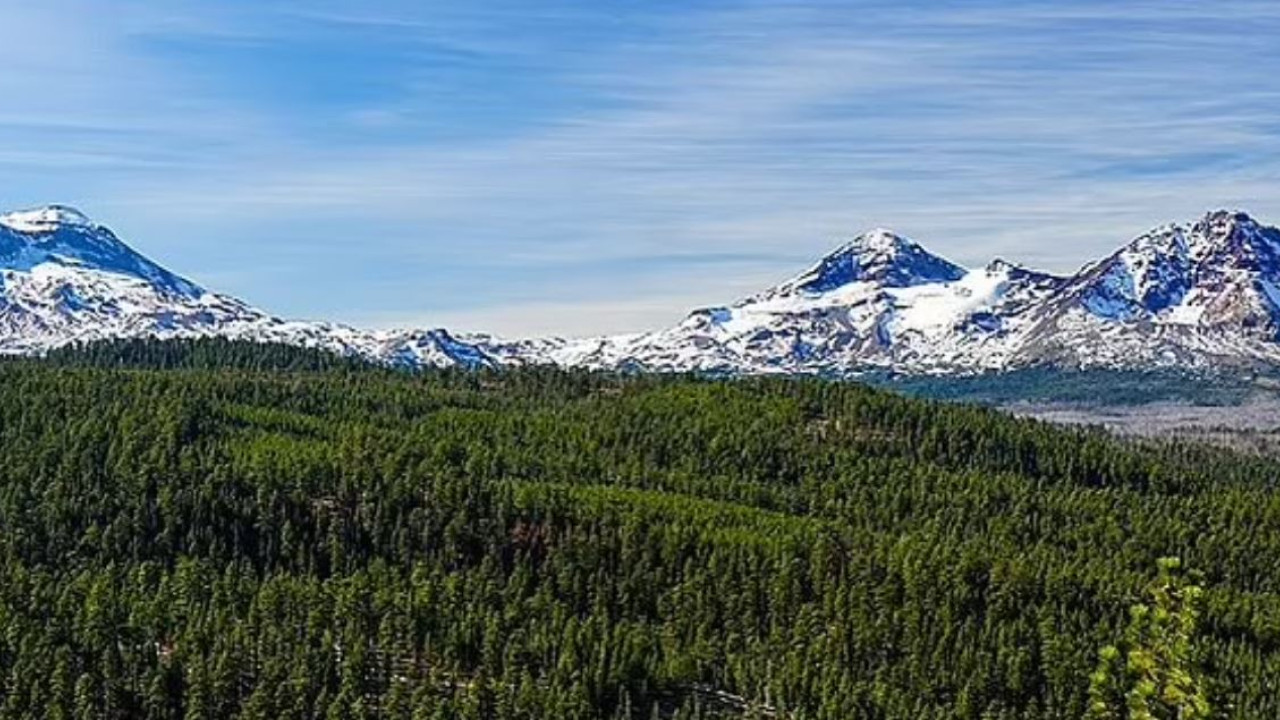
[1086,558,1212,720]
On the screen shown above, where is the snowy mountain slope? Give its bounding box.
[551,230,1070,374]
[557,210,1280,375]
[0,205,510,368]
[1009,211,1280,370]
[4,203,1280,376]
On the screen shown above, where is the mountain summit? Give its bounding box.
[559,210,1280,375]
[0,205,509,367]
[0,205,202,299]
[0,205,98,232]
[773,229,967,296]
[1,204,1280,375]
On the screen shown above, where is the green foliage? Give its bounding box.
[40,336,378,372]
[1087,558,1212,720]
[0,339,1271,718]
[880,367,1264,407]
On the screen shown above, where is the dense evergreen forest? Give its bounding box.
[880,366,1272,407]
[0,338,1277,718]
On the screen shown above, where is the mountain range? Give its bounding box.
[3,204,1280,376]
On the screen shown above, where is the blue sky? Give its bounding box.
[5,0,1280,336]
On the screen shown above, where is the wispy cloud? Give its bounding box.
[3,0,1280,335]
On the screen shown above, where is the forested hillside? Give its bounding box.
[0,339,1278,718]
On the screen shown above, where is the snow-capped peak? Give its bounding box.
[3,202,1280,379]
[0,202,547,371]
[1184,209,1280,262]
[0,207,205,300]
[771,228,967,297]
[559,210,1280,377]
[832,228,932,264]
[852,227,910,251]
[1196,209,1258,234]
[0,205,97,234]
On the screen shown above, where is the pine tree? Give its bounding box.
[1086,558,1211,720]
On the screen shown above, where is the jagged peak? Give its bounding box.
[1108,210,1280,268]
[1188,209,1264,244]
[1197,208,1257,227]
[0,205,97,234]
[1184,208,1280,260]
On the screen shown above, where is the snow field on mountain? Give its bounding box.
[0,205,1279,376]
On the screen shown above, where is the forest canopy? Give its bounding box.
[0,338,1274,719]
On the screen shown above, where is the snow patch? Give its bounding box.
[0,205,96,234]
[889,268,1008,336]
